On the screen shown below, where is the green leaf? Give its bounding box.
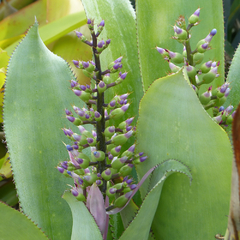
[81,0,143,126]
[136,0,225,91]
[224,43,240,112]
[109,213,125,239]
[136,70,232,239]
[0,201,48,240]
[62,191,103,240]
[4,21,88,239]
[0,179,18,206]
[119,160,192,240]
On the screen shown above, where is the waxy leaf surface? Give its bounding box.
[136,70,232,239]
[4,22,88,239]
[0,201,48,240]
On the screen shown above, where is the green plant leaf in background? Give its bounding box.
[136,0,225,91]
[0,201,49,240]
[3,21,91,240]
[136,70,232,239]
[119,159,192,240]
[81,0,143,125]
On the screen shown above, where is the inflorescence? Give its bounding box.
[156,8,235,127]
[57,19,147,211]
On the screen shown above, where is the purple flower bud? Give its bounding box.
[125,130,133,139]
[226,105,233,114]
[80,85,87,91]
[96,180,102,186]
[87,138,94,144]
[65,109,72,115]
[85,113,90,119]
[82,61,89,69]
[192,84,197,91]
[84,168,90,174]
[173,25,183,34]
[225,88,230,97]
[219,106,224,112]
[98,20,105,27]
[87,19,92,24]
[106,39,111,44]
[120,93,129,100]
[120,72,127,80]
[66,145,73,151]
[94,111,101,119]
[67,116,75,122]
[67,170,72,176]
[78,177,83,185]
[128,144,135,153]
[109,188,117,194]
[119,99,124,105]
[57,166,64,173]
[193,8,200,17]
[201,43,208,50]
[126,126,132,131]
[61,161,68,169]
[70,80,78,88]
[98,81,105,88]
[73,144,78,150]
[105,169,112,176]
[120,156,128,163]
[113,63,120,70]
[71,189,79,197]
[121,103,130,112]
[77,158,83,164]
[108,153,113,160]
[109,100,116,108]
[140,156,148,162]
[114,56,123,63]
[72,60,79,68]
[210,29,217,36]
[156,47,165,54]
[232,111,236,118]
[126,117,134,125]
[75,31,83,38]
[73,89,81,96]
[97,40,105,48]
[126,178,133,184]
[115,146,121,153]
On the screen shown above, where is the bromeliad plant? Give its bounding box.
[1,0,240,239]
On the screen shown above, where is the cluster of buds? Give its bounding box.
[156,8,234,125]
[57,19,147,222]
[213,105,236,126]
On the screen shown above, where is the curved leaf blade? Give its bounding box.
[119,159,192,240]
[0,201,49,240]
[4,22,87,239]
[62,191,103,240]
[136,70,232,239]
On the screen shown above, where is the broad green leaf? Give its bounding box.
[136,70,232,239]
[119,160,192,240]
[0,201,48,240]
[62,191,103,240]
[4,22,89,240]
[81,0,143,126]
[136,0,225,91]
